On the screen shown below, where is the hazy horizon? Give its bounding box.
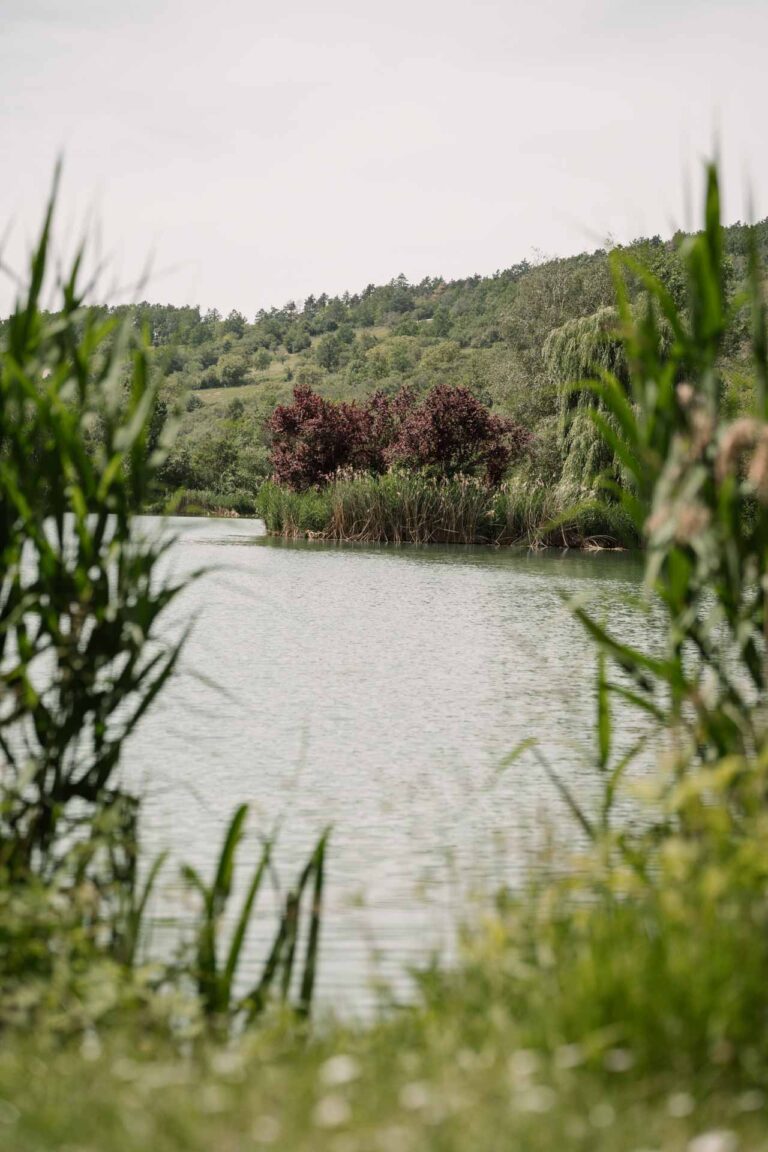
[2,0,766,318]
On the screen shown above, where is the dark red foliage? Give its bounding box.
[268,386,372,490]
[268,384,530,490]
[387,384,530,486]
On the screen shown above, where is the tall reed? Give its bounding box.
[258,472,639,548]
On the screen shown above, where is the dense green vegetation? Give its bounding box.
[0,182,328,1039]
[7,212,760,538]
[3,163,768,1151]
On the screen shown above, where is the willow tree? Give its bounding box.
[543,306,631,502]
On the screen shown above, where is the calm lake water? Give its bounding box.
[125,516,649,1014]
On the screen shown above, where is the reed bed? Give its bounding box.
[257,474,640,549]
[256,481,333,536]
[328,472,496,544]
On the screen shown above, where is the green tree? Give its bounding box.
[218,353,249,388]
[316,332,345,372]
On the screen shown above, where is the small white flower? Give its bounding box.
[667,1092,695,1118]
[554,1043,584,1070]
[80,1032,102,1062]
[604,1047,634,1073]
[590,1103,616,1129]
[399,1081,432,1111]
[507,1049,540,1081]
[314,1094,352,1129]
[320,1054,361,1087]
[211,1049,245,1079]
[687,1131,739,1152]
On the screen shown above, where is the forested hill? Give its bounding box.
[7,217,767,504]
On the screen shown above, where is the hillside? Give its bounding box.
[10,217,767,509]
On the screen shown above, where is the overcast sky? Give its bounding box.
[1,0,766,317]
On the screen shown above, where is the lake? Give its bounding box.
[125,516,649,1014]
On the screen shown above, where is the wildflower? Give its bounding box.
[590,1102,616,1129]
[313,1094,352,1128]
[604,1047,634,1073]
[320,1054,361,1087]
[554,1043,584,1070]
[667,1092,695,1117]
[399,1081,432,1111]
[687,1131,738,1152]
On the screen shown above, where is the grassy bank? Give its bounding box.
[5,787,768,1151]
[257,473,640,548]
[3,1023,766,1151]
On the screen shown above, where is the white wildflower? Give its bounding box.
[320,1054,361,1087]
[313,1094,352,1129]
[507,1049,540,1082]
[554,1043,584,1070]
[687,1131,739,1152]
[667,1092,695,1118]
[399,1081,432,1111]
[590,1102,616,1129]
[604,1047,634,1073]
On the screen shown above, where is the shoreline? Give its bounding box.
[145,505,633,552]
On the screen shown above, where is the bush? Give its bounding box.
[267,386,373,489]
[218,353,249,388]
[268,384,531,490]
[199,367,219,389]
[389,383,530,485]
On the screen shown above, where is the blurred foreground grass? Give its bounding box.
[2,1007,765,1152]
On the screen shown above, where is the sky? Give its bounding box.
[1,0,766,318]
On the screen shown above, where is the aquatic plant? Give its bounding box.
[181,805,328,1028]
[258,471,638,548]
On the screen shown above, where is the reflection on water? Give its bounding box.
[125,517,648,1013]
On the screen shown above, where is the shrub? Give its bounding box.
[268,384,531,490]
[388,383,530,485]
[218,353,249,388]
[267,386,372,489]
